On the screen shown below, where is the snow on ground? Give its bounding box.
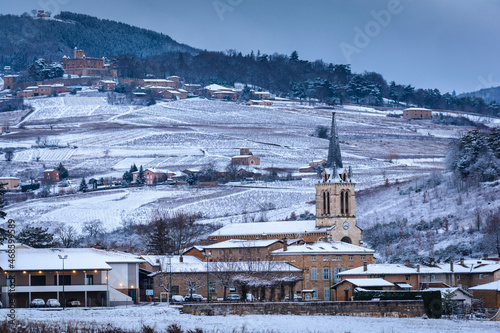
[2,305,498,333]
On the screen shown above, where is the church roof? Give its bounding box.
[209,220,328,238]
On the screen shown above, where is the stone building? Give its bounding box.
[63,48,117,77]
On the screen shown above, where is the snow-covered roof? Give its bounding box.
[44,169,57,172]
[425,287,472,298]
[141,254,202,267]
[204,239,282,250]
[404,107,431,111]
[99,80,116,84]
[204,84,230,91]
[145,168,174,174]
[339,264,416,276]
[143,79,172,83]
[469,280,500,291]
[210,220,325,237]
[253,91,270,95]
[150,260,301,276]
[343,278,394,288]
[272,241,375,255]
[0,177,19,180]
[232,155,254,158]
[0,248,144,271]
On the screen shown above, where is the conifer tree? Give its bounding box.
[79,177,88,192]
[56,162,69,179]
[0,182,8,244]
[136,165,145,184]
[17,226,56,248]
[130,164,138,173]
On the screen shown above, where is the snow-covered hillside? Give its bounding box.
[0,95,497,254]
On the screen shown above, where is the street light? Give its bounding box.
[205,252,211,303]
[58,254,68,310]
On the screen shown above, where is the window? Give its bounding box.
[86,275,94,285]
[56,275,71,286]
[479,274,484,279]
[431,275,435,281]
[311,268,317,280]
[323,257,328,262]
[324,288,331,301]
[361,256,365,260]
[405,275,410,281]
[349,256,353,261]
[456,275,460,280]
[31,275,46,286]
[229,286,236,292]
[209,282,216,293]
[312,289,318,299]
[322,268,330,280]
[333,268,341,283]
[311,256,316,261]
[336,256,341,261]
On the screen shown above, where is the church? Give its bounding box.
[209,168,363,246]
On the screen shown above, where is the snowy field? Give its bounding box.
[2,305,499,333]
[0,95,496,241]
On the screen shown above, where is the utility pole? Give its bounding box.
[58,255,67,310]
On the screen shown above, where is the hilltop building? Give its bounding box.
[231,148,260,166]
[403,107,432,120]
[63,48,117,77]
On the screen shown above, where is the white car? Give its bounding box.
[46,299,61,307]
[30,298,45,308]
[171,295,184,303]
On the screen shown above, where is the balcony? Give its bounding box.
[2,284,108,293]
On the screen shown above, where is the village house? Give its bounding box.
[133,168,175,185]
[183,84,202,93]
[403,107,432,120]
[0,177,20,190]
[469,280,500,309]
[97,80,117,91]
[63,48,117,77]
[299,159,326,173]
[36,10,49,18]
[203,84,238,100]
[167,76,181,89]
[146,255,302,302]
[331,278,395,301]
[250,91,271,99]
[17,84,69,98]
[203,239,285,262]
[2,75,17,90]
[231,148,260,166]
[0,247,144,307]
[271,241,375,301]
[141,79,176,88]
[44,169,60,183]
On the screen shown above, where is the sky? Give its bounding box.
[2,0,500,94]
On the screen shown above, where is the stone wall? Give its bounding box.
[183,300,425,318]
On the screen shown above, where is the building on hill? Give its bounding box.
[403,107,432,120]
[3,75,17,90]
[0,177,20,191]
[469,280,500,309]
[251,91,271,99]
[231,148,260,166]
[44,169,60,183]
[133,168,174,185]
[63,48,117,77]
[97,80,117,91]
[209,168,363,246]
[17,83,69,98]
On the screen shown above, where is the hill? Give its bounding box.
[0,12,198,70]
[460,86,500,104]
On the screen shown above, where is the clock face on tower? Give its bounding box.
[343,221,349,230]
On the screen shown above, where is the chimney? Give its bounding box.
[430,257,435,266]
[283,237,288,252]
[460,258,464,265]
[363,262,367,272]
[450,262,454,272]
[483,254,489,259]
[179,255,183,263]
[416,265,420,273]
[405,259,410,267]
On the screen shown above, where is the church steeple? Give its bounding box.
[325,112,342,169]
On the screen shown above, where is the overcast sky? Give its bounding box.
[3,0,500,93]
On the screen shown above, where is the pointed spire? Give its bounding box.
[325,112,343,169]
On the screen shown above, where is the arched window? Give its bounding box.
[341,237,352,244]
[344,190,349,215]
[322,192,327,215]
[340,191,344,215]
[322,191,330,215]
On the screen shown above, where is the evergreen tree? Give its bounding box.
[17,226,56,248]
[146,217,171,255]
[136,165,145,184]
[130,164,138,173]
[240,85,252,100]
[122,171,133,183]
[187,173,198,185]
[290,50,299,62]
[0,182,8,245]
[79,177,88,192]
[56,162,69,179]
[325,112,343,169]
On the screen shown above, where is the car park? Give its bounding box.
[30,299,45,308]
[46,299,61,307]
[225,294,241,302]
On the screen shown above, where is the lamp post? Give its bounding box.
[205,252,211,303]
[166,253,173,305]
[58,254,68,310]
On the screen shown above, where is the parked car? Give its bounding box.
[46,299,61,307]
[66,299,81,307]
[225,294,241,302]
[30,298,45,308]
[284,294,303,302]
[171,295,184,303]
[184,294,204,302]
